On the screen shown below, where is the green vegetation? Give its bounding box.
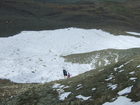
[0,0,140,37]
[63,48,140,68]
[0,79,39,104]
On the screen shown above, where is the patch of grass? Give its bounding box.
[0,79,39,104]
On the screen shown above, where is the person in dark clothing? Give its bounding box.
[63,69,67,79]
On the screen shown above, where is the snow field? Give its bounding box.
[0,28,140,83]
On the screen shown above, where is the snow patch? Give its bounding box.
[76,84,83,90]
[104,58,110,66]
[114,54,119,63]
[76,95,91,101]
[118,69,124,73]
[52,83,71,100]
[92,88,96,91]
[137,65,140,68]
[52,83,69,89]
[99,69,104,72]
[105,75,114,81]
[77,84,82,87]
[130,77,137,81]
[103,96,140,105]
[124,59,133,65]
[59,92,71,101]
[127,32,140,36]
[118,86,133,95]
[114,68,118,71]
[114,60,133,72]
[76,86,83,90]
[129,71,135,75]
[118,65,124,69]
[52,83,62,89]
[107,83,118,90]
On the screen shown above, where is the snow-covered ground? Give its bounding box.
[0,28,140,83]
[115,85,135,105]
[118,86,133,95]
[127,32,140,36]
[103,96,140,105]
[76,95,91,101]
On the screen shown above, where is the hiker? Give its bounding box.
[63,69,67,79]
[67,72,71,78]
